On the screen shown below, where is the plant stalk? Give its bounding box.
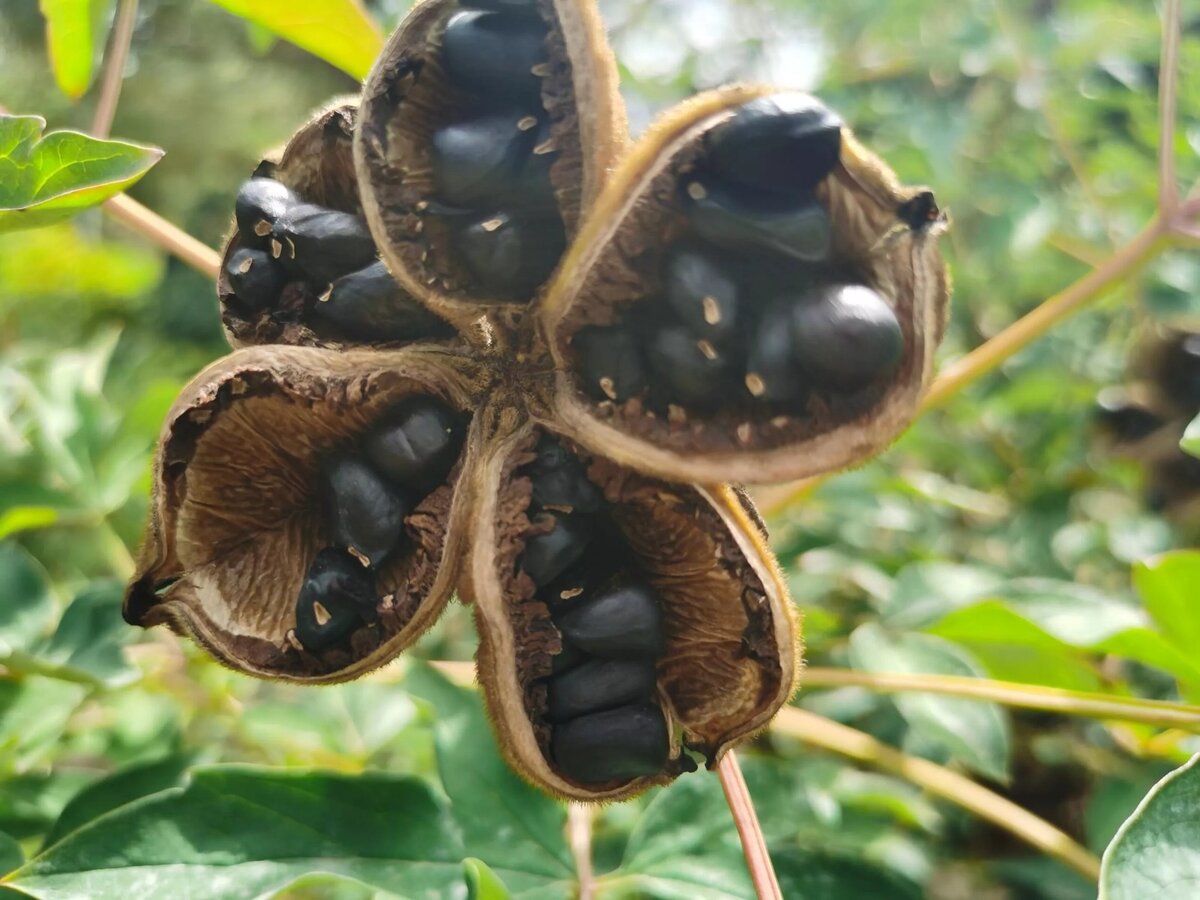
[717,751,782,900]
[91,0,139,138]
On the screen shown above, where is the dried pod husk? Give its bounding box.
[355,0,629,331]
[217,100,454,351]
[542,85,951,485]
[124,345,484,683]
[462,421,797,801]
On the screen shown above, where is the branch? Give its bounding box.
[1158,0,1182,214]
[717,751,782,900]
[773,706,1102,881]
[91,0,139,138]
[567,804,596,900]
[104,194,221,279]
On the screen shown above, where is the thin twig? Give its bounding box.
[717,751,782,900]
[1158,0,1181,214]
[91,0,139,138]
[773,707,1102,881]
[800,668,1200,731]
[104,193,221,279]
[567,804,596,900]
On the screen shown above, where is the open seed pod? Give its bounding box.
[217,99,454,350]
[543,85,951,485]
[355,0,628,330]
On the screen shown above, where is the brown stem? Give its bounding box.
[1158,0,1181,214]
[717,751,782,900]
[91,0,139,138]
[567,804,596,900]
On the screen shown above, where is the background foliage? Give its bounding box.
[0,0,1198,897]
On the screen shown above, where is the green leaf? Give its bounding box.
[18,582,137,688]
[0,542,55,658]
[4,767,468,899]
[0,679,88,774]
[773,848,923,900]
[267,872,407,899]
[0,508,59,541]
[1099,754,1200,900]
[205,0,383,80]
[37,0,110,99]
[1134,552,1200,655]
[0,116,163,233]
[465,858,511,900]
[0,833,22,879]
[1182,414,1200,459]
[849,624,1012,783]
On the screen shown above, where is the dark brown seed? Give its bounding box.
[364,397,464,491]
[224,247,284,311]
[235,178,299,245]
[441,11,547,103]
[321,457,411,567]
[686,179,831,264]
[431,114,552,210]
[573,326,648,403]
[646,324,737,409]
[313,260,452,342]
[553,580,665,659]
[456,211,566,297]
[706,94,843,196]
[791,284,904,388]
[521,513,592,586]
[547,658,658,722]
[664,246,740,344]
[271,204,378,285]
[294,547,377,651]
[551,703,669,783]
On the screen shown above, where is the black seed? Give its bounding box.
[686,178,831,264]
[294,547,377,651]
[431,114,554,210]
[455,211,566,297]
[312,260,451,342]
[548,658,658,722]
[706,93,843,196]
[321,457,411,568]
[235,178,299,245]
[524,435,603,514]
[746,302,805,402]
[898,190,940,231]
[521,513,592,586]
[646,324,737,409]
[553,579,665,659]
[469,0,541,14]
[664,246,740,344]
[441,11,547,103]
[224,247,284,310]
[364,397,464,491]
[271,204,377,285]
[1093,394,1165,443]
[551,703,669,783]
[573,326,648,403]
[551,640,587,675]
[791,284,904,388]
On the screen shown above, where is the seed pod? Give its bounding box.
[551,703,670,783]
[547,658,658,722]
[791,284,904,389]
[314,261,455,343]
[294,548,378,651]
[224,247,285,311]
[236,178,301,246]
[664,246,740,344]
[321,456,412,568]
[364,396,466,491]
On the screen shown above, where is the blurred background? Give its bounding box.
[1,1,1198,898]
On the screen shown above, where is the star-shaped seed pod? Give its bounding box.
[124,0,951,801]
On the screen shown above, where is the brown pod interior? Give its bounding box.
[543,86,951,485]
[463,419,797,801]
[355,0,628,328]
[124,345,483,684]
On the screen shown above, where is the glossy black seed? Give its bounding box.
[224,247,284,310]
[364,397,464,491]
[313,260,451,342]
[646,324,737,408]
[706,94,843,196]
[664,246,740,344]
[1093,393,1165,443]
[548,658,658,722]
[573,327,648,403]
[470,0,541,13]
[442,11,547,103]
[686,178,831,263]
[524,435,603,514]
[294,547,377,651]
[791,284,904,389]
[553,580,665,659]
[521,513,592,586]
[551,640,587,675]
[235,178,299,245]
[745,302,805,402]
[271,203,377,284]
[431,114,554,210]
[551,703,669,783]
[456,211,566,297]
[321,457,411,568]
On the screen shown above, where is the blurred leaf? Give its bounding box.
[267,872,405,899]
[990,857,1096,900]
[1133,552,1200,657]
[773,847,923,900]
[849,624,1012,783]
[0,679,88,774]
[880,562,1004,630]
[1183,415,1200,459]
[13,582,137,687]
[5,767,468,898]
[1099,755,1200,900]
[37,0,109,99]
[42,754,194,849]
[0,116,163,232]
[1086,768,1175,855]
[465,858,511,900]
[0,542,55,657]
[205,0,383,80]
[0,508,59,541]
[0,833,22,878]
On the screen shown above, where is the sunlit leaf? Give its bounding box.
[37,0,110,100]
[0,542,55,658]
[1182,415,1200,459]
[465,858,511,900]
[0,116,162,233]
[1133,552,1200,658]
[205,0,383,80]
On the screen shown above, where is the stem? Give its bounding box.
[91,0,139,138]
[717,751,782,900]
[567,804,596,900]
[773,707,1102,881]
[104,194,221,279]
[801,668,1200,731]
[1158,0,1181,214]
